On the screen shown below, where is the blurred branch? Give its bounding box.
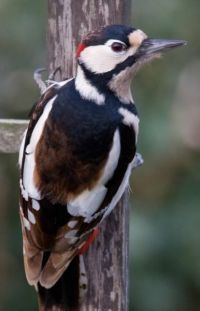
[0,119,28,153]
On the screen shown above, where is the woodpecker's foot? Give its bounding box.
[132,152,144,169]
[34,67,61,94]
[79,255,88,302]
[48,66,61,80]
[46,66,61,87]
[33,68,47,94]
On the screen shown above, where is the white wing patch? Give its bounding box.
[22,96,56,200]
[19,129,27,168]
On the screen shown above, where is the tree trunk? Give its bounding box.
[48,1,131,310]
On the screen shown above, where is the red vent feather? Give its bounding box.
[78,227,100,255]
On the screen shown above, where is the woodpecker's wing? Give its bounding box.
[19,79,137,288]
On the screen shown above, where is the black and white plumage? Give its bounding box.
[19,24,186,309]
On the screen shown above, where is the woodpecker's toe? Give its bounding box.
[33,68,47,94]
[132,152,144,169]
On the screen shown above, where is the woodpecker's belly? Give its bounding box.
[67,129,121,221]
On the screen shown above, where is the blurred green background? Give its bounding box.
[0,0,199,310]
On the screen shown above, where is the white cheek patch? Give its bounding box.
[80,44,135,74]
[118,107,140,141]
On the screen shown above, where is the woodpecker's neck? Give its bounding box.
[75,65,105,105]
[75,63,134,105]
[108,66,134,104]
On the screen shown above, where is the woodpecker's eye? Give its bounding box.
[111,42,127,53]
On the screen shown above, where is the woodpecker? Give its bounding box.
[19,24,186,310]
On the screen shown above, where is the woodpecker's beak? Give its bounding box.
[138,38,187,57]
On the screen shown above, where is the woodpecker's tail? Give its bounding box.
[38,256,81,311]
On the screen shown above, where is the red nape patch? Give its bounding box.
[76,43,86,58]
[78,227,100,255]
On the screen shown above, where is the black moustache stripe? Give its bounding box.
[79,54,137,94]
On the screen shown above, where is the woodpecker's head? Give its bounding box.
[76,24,186,102]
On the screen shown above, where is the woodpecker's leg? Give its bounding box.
[127,153,143,194]
[34,67,61,94]
[132,152,144,169]
[46,66,61,87]
[48,66,61,80]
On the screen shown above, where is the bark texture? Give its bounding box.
[47,1,131,310]
[81,194,129,311]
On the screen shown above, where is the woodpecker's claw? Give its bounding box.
[48,66,61,80]
[34,67,61,94]
[132,152,144,169]
[46,67,61,88]
[33,68,47,94]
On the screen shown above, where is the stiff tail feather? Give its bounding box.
[38,256,81,311]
